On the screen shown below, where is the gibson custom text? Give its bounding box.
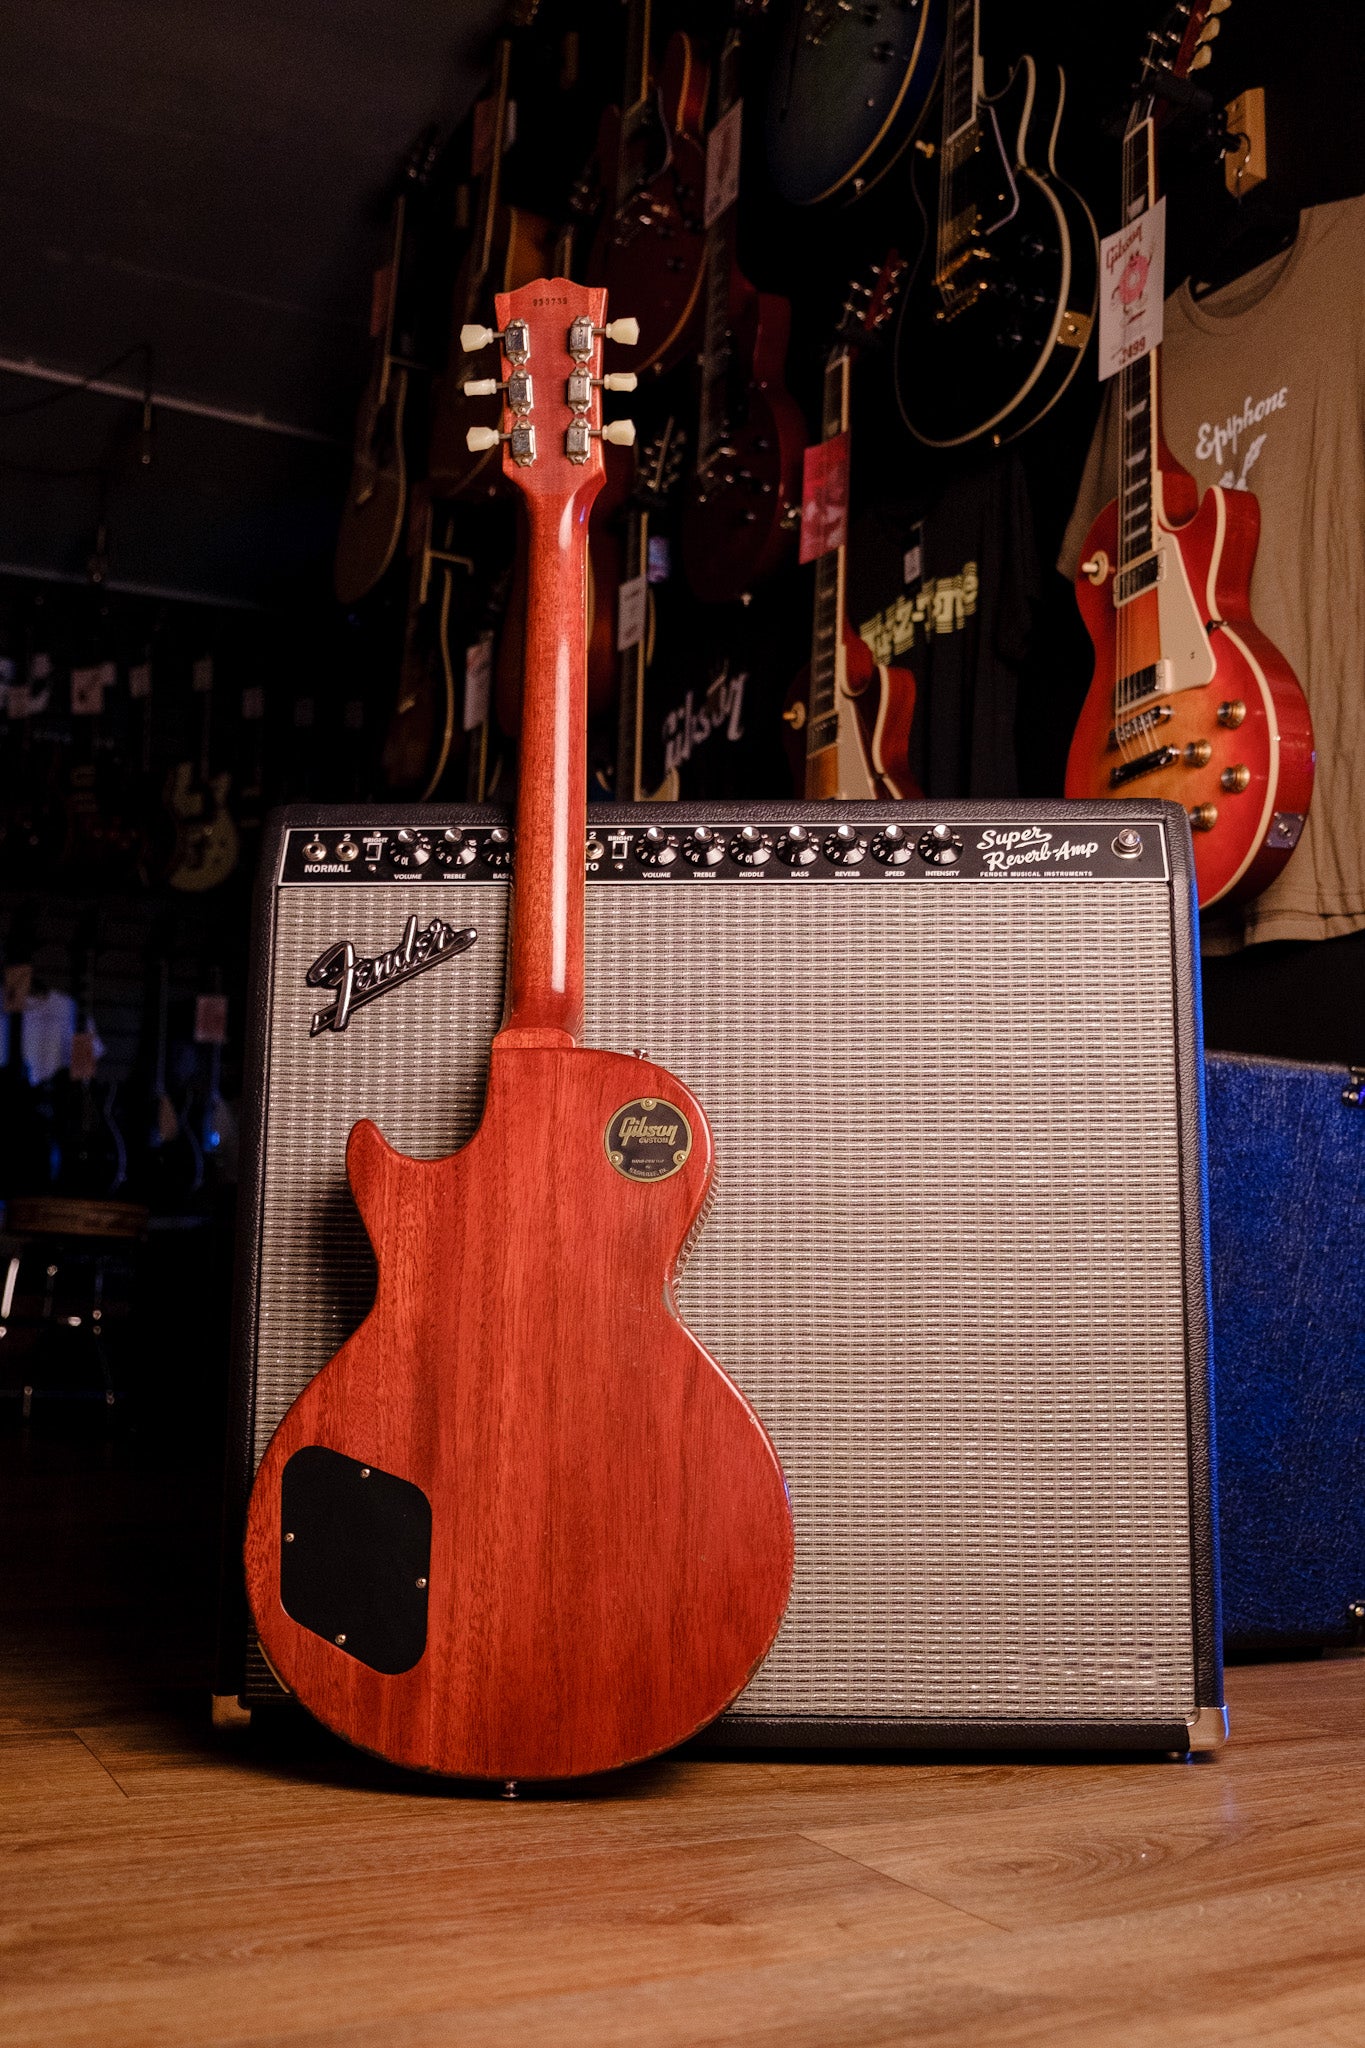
[306,915,477,1035]
[616,1114,680,1146]
[975,828,1098,874]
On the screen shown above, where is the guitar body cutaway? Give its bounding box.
[245,1042,794,1782]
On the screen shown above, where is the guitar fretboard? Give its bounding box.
[806,349,848,764]
[696,32,743,477]
[942,0,978,142]
[1116,116,1159,584]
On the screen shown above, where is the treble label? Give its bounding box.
[604,1098,693,1183]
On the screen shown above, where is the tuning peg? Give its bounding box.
[460,317,530,361]
[465,426,502,451]
[604,317,639,346]
[1208,0,1232,12]
[462,378,499,397]
[602,420,636,446]
[1197,13,1221,38]
[460,324,496,351]
[602,372,637,393]
[1190,41,1212,65]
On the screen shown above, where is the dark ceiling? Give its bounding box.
[0,0,505,604]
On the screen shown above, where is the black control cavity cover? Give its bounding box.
[279,1445,431,1674]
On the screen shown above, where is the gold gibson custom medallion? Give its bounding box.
[604,1098,693,1182]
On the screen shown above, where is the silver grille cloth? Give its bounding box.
[249,879,1194,1724]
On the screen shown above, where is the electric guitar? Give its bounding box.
[784,261,920,800]
[427,9,551,501]
[334,134,439,605]
[615,417,687,803]
[584,0,710,376]
[764,0,945,207]
[244,279,794,1784]
[1064,0,1314,909]
[892,0,1099,448]
[681,23,805,605]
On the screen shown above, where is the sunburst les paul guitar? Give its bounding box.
[244,278,794,1785]
[1064,0,1313,908]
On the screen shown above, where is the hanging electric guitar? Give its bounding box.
[584,0,710,376]
[783,261,920,800]
[427,9,551,501]
[164,657,239,892]
[334,133,439,605]
[681,23,804,605]
[244,280,794,1784]
[615,417,687,802]
[1064,0,1314,909]
[381,486,476,798]
[764,0,945,208]
[893,0,1098,449]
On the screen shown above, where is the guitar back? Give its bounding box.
[245,1044,792,1779]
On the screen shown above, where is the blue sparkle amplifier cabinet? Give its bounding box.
[219,801,1224,1754]
[1206,1051,1365,1648]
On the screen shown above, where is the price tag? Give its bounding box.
[704,100,744,228]
[4,963,32,1013]
[128,662,152,700]
[464,631,494,730]
[69,1031,98,1082]
[241,685,265,721]
[799,432,850,564]
[71,664,110,716]
[903,522,925,590]
[616,574,647,652]
[194,994,229,1045]
[192,655,214,693]
[1098,197,1165,381]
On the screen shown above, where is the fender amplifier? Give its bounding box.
[220,801,1223,1753]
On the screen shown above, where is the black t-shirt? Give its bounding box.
[843,454,1041,800]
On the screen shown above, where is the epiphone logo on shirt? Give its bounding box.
[1194,383,1289,490]
[306,915,477,1035]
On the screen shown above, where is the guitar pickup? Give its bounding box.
[1109,744,1179,788]
[1108,704,1173,750]
[1115,660,1173,711]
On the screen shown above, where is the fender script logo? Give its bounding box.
[306,915,477,1035]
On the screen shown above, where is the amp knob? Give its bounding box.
[481,827,512,870]
[871,824,913,865]
[916,824,963,866]
[389,829,432,870]
[681,826,724,867]
[634,826,677,866]
[432,828,476,869]
[728,826,772,867]
[776,826,817,866]
[822,824,866,866]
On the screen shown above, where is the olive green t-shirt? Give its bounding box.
[1059,196,1365,951]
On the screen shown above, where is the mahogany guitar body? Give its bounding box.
[1065,476,1315,907]
[245,1043,792,1780]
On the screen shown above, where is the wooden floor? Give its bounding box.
[3,1434,1365,2047]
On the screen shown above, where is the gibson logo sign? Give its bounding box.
[306,915,477,1036]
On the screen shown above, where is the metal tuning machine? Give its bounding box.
[564,310,638,464]
[463,318,535,464]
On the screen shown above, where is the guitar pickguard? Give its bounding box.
[1153,521,1218,695]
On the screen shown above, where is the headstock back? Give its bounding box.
[460,280,640,516]
[835,252,906,351]
[1133,0,1230,127]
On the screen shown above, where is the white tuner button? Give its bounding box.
[465,426,501,452]
[605,317,639,346]
[460,323,496,351]
[601,372,638,392]
[462,377,499,397]
[601,420,636,447]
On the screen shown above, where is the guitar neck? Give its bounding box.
[614,505,650,804]
[1116,114,1161,592]
[474,41,513,291]
[936,0,981,272]
[500,285,608,1047]
[695,30,742,475]
[804,347,850,792]
[616,0,654,208]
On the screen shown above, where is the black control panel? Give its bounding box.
[281,818,1171,885]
